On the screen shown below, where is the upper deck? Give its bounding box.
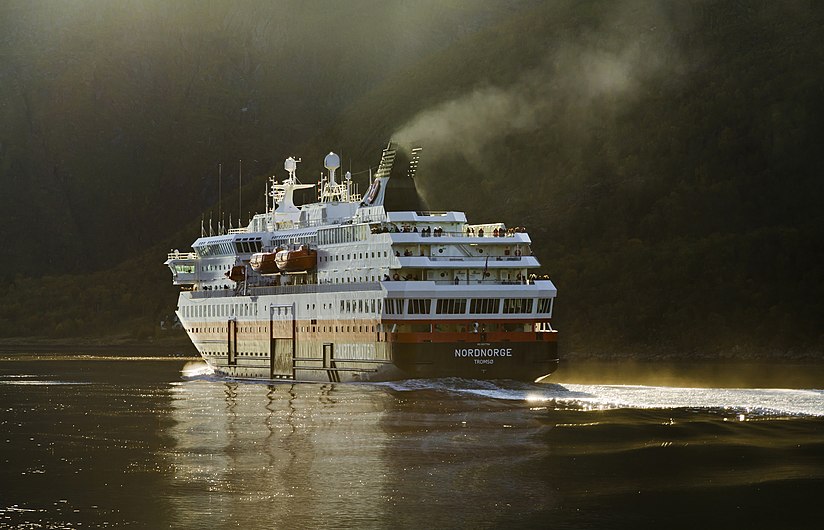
[165,143,553,302]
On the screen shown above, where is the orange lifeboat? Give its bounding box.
[250,252,280,274]
[274,245,317,272]
[226,265,245,282]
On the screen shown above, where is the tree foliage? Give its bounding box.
[1,1,822,357]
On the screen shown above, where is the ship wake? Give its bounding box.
[380,378,824,418]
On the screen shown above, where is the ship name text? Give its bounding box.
[454,348,513,358]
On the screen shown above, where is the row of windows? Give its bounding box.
[389,298,553,315]
[384,299,404,315]
[183,302,257,319]
[436,298,467,314]
[340,299,382,314]
[317,224,370,245]
[408,299,432,314]
[470,298,499,314]
[320,250,389,263]
[196,240,234,257]
[503,298,533,314]
[183,297,553,319]
[234,238,263,254]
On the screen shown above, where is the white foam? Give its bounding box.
[381,378,824,417]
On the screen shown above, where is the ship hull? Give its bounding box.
[177,281,558,383]
[200,340,558,383]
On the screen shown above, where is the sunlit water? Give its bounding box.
[1,356,822,529]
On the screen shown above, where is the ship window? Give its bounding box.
[537,298,553,314]
[436,299,467,315]
[470,298,500,314]
[384,299,402,314]
[504,298,534,314]
[408,299,431,314]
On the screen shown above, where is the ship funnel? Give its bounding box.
[324,152,340,185]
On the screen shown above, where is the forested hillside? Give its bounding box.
[1,1,822,358]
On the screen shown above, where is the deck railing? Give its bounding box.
[167,251,197,260]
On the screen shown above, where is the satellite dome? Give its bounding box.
[284,157,297,173]
[324,152,341,171]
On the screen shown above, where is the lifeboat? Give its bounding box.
[274,245,317,272]
[226,265,245,283]
[250,252,280,274]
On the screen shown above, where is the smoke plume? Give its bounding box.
[393,1,681,202]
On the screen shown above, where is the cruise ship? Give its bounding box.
[165,143,558,382]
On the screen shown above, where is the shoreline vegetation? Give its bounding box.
[0,331,197,356]
[1,2,822,360]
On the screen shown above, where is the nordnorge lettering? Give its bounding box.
[454,348,513,358]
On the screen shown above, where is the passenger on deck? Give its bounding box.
[478,228,484,237]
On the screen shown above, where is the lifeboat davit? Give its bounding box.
[275,245,317,272]
[250,252,280,274]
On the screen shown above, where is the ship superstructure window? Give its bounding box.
[317,224,370,245]
[233,237,263,254]
[503,298,534,314]
[384,299,404,314]
[407,299,431,315]
[470,298,500,314]
[436,299,467,315]
[537,298,553,314]
[196,239,237,257]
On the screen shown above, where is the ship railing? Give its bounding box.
[436,279,532,285]
[250,282,382,296]
[389,229,528,239]
[189,281,382,299]
[425,256,528,262]
[167,251,197,260]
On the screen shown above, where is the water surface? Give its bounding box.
[1,355,822,529]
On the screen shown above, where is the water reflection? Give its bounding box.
[166,379,394,528]
[2,358,822,528]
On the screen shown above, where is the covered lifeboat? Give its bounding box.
[274,245,317,272]
[250,251,280,274]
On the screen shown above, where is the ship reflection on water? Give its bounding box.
[166,377,396,528]
[165,368,555,528]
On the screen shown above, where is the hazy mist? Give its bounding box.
[394,0,682,203]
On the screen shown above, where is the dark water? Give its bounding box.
[1,356,823,529]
